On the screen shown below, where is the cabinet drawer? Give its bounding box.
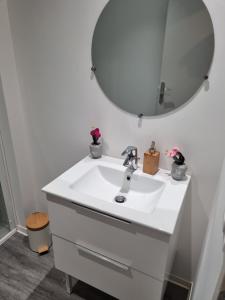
[53,235,163,300]
[48,195,169,280]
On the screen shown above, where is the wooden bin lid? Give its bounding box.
[26,212,49,231]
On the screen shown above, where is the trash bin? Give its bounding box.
[26,212,51,254]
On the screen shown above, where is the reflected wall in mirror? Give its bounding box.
[92,0,214,117]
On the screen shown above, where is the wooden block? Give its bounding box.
[37,245,49,254]
[26,212,49,231]
[143,151,160,175]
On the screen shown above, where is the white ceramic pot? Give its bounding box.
[171,162,188,181]
[89,143,102,159]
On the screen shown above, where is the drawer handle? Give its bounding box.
[90,209,131,225]
[70,201,131,225]
[76,243,130,271]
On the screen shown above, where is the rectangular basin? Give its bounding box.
[70,165,165,213]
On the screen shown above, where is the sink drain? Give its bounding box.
[114,195,126,203]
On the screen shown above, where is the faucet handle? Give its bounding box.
[121,146,137,156]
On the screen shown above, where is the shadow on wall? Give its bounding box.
[172,178,208,281]
[172,0,208,21]
[181,34,214,80]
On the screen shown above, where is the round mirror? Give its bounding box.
[92,0,214,117]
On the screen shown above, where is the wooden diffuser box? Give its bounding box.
[143,151,160,175]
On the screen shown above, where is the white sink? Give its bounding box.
[70,165,165,213]
[42,155,190,234]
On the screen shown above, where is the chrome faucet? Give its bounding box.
[121,146,138,173]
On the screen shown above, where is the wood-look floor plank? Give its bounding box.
[0,233,188,300]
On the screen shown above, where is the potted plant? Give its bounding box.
[89,127,102,159]
[167,147,188,181]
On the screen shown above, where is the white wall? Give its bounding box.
[192,157,225,300]
[3,0,225,281]
[0,76,17,228]
[0,0,39,226]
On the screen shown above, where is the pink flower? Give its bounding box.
[90,128,101,145]
[90,128,101,139]
[167,147,180,158]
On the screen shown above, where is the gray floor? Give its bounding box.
[0,233,189,300]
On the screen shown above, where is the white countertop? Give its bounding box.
[42,155,191,236]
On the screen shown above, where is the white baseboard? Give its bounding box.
[168,273,192,289]
[0,225,27,247]
[168,273,193,300]
[16,225,28,236]
[0,228,17,246]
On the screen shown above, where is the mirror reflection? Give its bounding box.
[92,0,214,117]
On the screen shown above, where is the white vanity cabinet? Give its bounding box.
[47,194,180,300]
[43,156,190,300]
